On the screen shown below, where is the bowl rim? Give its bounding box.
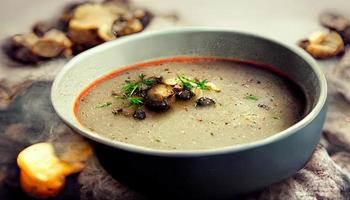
[51,27,327,157]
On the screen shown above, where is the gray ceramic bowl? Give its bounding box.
[51,28,327,200]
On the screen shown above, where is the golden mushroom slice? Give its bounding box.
[17,142,88,198]
[31,29,72,58]
[68,3,121,44]
[299,31,344,59]
[12,32,40,48]
[205,82,221,92]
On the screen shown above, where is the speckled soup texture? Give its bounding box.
[76,59,305,150]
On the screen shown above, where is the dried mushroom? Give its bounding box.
[31,29,72,58]
[111,17,143,37]
[17,143,88,198]
[58,2,93,31]
[340,26,350,45]
[5,1,152,63]
[299,31,344,59]
[6,33,41,63]
[5,29,71,63]
[319,12,349,32]
[68,2,151,48]
[32,21,55,37]
[68,3,119,44]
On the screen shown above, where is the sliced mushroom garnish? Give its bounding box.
[163,77,178,86]
[145,84,175,111]
[205,82,221,92]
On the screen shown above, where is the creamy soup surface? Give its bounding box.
[76,58,305,150]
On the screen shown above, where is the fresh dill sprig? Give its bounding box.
[197,79,208,90]
[122,74,156,96]
[176,74,210,90]
[117,74,158,107]
[177,75,196,89]
[122,81,139,96]
[127,97,143,106]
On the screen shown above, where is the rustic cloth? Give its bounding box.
[1,12,350,200]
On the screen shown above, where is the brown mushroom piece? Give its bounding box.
[299,31,344,59]
[6,29,72,63]
[339,26,350,45]
[111,16,143,38]
[196,97,216,107]
[134,9,153,28]
[68,3,120,46]
[17,142,91,198]
[319,12,349,32]
[145,84,174,111]
[32,21,55,37]
[6,33,41,63]
[175,88,195,100]
[31,29,72,58]
[133,109,146,120]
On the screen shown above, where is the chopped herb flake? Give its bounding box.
[96,102,112,108]
[245,94,258,101]
[273,116,279,119]
[176,74,212,90]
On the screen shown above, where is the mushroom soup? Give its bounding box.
[75,57,306,150]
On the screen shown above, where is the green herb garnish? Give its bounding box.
[115,74,161,108]
[197,79,208,90]
[245,94,258,101]
[122,81,139,96]
[176,74,210,90]
[273,116,279,120]
[122,74,156,96]
[155,139,161,143]
[96,102,112,108]
[177,75,196,89]
[127,97,143,105]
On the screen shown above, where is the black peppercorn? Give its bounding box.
[133,110,146,120]
[196,97,215,107]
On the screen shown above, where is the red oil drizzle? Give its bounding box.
[73,56,292,117]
